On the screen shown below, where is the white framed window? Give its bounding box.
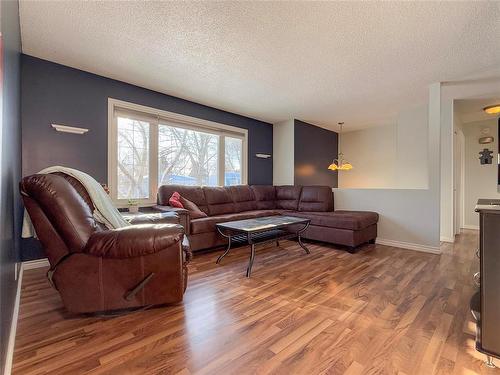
[108,98,248,206]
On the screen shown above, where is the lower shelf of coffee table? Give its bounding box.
[225,229,297,247]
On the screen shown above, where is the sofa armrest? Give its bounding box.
[84,224,184,258]
[154,205,190,234]
[124,210,180,225]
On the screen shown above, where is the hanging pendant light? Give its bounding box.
[328,122,353,171]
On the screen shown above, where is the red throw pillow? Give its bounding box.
[169,192,184,208]
[180,197,207,219]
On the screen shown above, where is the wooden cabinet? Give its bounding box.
[473,199,500,368]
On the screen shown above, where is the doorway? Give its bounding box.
[453,98,500,233]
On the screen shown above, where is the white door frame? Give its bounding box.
[454,128,466,234]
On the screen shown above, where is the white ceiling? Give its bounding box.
[19,1,500,131]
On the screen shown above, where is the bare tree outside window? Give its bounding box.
[117,117,150,199]
[113,110,245,201]
[225,137,242,185]
[158,124,218,186]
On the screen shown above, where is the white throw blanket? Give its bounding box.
[22,166,130,238]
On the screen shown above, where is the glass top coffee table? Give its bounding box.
[215,215,311,277]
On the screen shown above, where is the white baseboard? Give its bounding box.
[462,225,479,231]
[22,258,49,270]
[376,238,441,254]
[440,236,455,243]
[3,264,24,375]
[3,258,50,375]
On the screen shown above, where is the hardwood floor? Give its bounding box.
[13,230,495,374]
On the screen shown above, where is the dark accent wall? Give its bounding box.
[1,0,22,371]
[294,119,338,187]
[21,55,273,259]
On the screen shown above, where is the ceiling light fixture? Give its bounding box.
[483,104,500,115]
[328,122,353,171]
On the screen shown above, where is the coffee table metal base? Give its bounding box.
[216,224,310,277]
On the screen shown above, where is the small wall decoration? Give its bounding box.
[479,128,494,145]
[479,148,494,165]
[479,136,494,144]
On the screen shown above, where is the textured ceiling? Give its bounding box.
[19,1,500,131]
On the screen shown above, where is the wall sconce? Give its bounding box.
[479,136,494,144]
[479,127,494,144]
[51,124,89,135]
[255,153,271,159]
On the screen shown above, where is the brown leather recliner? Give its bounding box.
[20,173,191,314]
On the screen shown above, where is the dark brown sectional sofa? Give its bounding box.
[156,185,378,252]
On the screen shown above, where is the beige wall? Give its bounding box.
[395,105,429,189]
[334,84,442,251]
[338,124,397,188]
[338,104,429,190]
[463,118,499,228]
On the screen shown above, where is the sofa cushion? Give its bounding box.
[288,210,378,230]
[125,211,179,225]
[203,187,235,216]
[169,192,183,208]
[158,185,209,214]
[251,185,276,210]
[190,210,281,234]
[180,197,207,219]
[298,186,334,212]
[275,185,302,210]
[228,185,257,212]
